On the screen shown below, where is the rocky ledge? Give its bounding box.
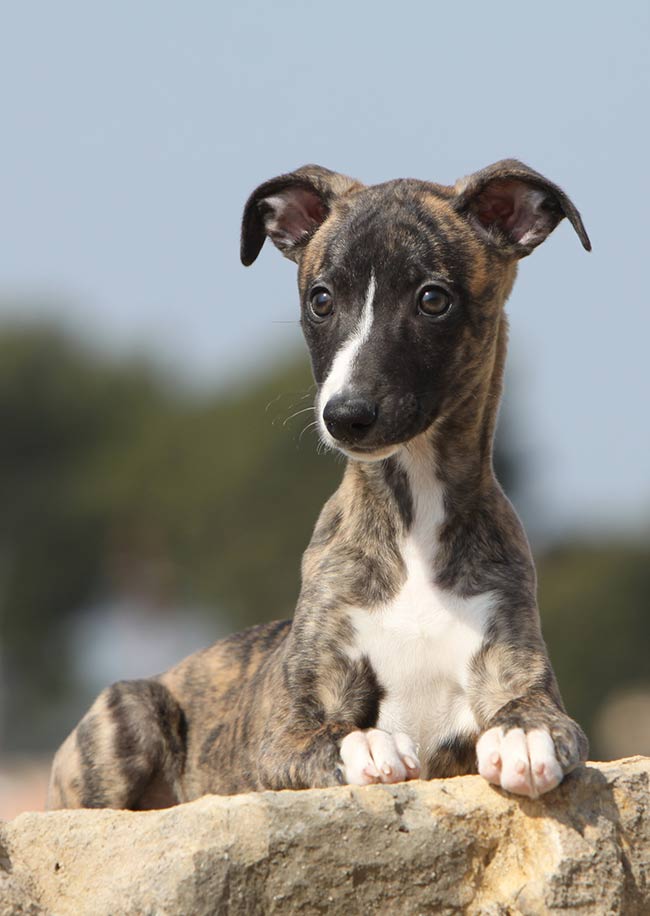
[1,757,648,915]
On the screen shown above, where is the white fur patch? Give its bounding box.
[347,450,495,773]
[477,726,563,798]
[318,272,376,447]
[340,728,420,785]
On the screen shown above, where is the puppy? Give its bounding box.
[48,159,590,809]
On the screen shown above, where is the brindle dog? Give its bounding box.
[48,160,591,809]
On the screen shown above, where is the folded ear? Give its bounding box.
[240,165,362,266]
[453,159,591,257]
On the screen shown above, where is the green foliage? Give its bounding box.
[0,328,168,745]
[538,542,650,755]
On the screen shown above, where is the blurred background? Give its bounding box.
[1,2,648,818]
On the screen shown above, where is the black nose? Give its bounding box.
[323,395,378,442]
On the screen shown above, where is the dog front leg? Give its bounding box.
[257,721,421,790]
[474,677,588,799]
[257,722,348,790]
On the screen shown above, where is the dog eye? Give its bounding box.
[309,288,334,319]
[418,285,452,318]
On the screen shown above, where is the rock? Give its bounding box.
[1,757,648,915]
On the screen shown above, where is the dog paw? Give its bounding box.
[477,726,563,799]
[340,728,420,786]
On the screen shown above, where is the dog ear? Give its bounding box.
[240,165,362,266]
[453,159,591,257]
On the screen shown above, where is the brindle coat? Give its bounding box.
[48,160,590,809]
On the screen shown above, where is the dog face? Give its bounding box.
[241,161,590,460]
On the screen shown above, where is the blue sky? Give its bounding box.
[1,1,649,537]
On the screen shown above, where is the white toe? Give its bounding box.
[527,728,563,796]
[499,728,534,796]
[394,732,421,778]
[340,731,379,785]
[366,729,407,783]
[476,726,503,785]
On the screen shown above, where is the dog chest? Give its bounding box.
[347,536,495,760]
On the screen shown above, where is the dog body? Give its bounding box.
[48,160,590,809]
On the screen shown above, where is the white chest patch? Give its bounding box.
[347,454,495,769]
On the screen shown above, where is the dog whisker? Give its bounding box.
[268,388,316,427]
[283,406,315,427]
[265,393,285,413]
[297,420,319,444]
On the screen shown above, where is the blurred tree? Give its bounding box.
[537,542,650,757]
[0,327,171,747]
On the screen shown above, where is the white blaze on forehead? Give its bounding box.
[318,271,377,442]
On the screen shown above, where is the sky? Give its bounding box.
[1,1,649,538]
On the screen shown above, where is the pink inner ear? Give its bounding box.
[263,187,327,250]
[475,179,551,246]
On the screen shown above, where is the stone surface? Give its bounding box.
[1,757,648,915]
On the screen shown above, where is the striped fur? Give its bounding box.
[48,161,590,809]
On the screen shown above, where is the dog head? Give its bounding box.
[241,161,590,461]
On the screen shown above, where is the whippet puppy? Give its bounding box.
[48,159,591,809]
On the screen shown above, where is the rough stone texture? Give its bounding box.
[1,757,648,915]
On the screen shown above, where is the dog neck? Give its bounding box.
[340,309,508,537]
